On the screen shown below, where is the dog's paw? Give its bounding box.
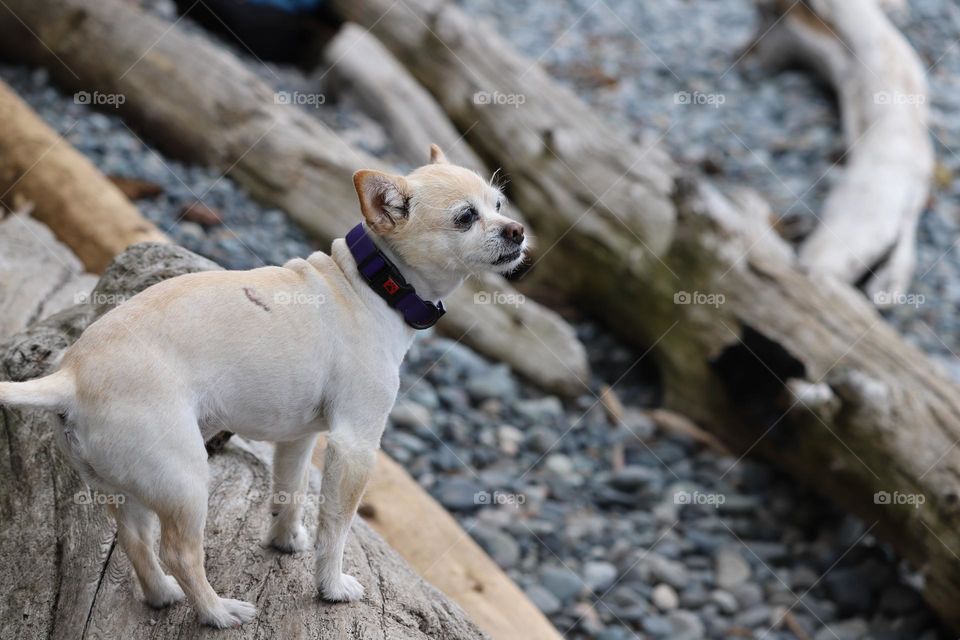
[144,575,186,609]
[199,598,257,628]
[318,573,365,602]
[268,523,311,553]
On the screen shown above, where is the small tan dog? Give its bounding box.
[0,145,526,628]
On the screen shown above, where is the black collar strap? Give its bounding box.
[345,224,446,330]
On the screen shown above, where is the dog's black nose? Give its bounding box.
[501,222,525,245]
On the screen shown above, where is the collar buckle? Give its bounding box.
[346,224,446,330]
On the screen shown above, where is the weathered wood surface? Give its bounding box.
[0,80,166,272]
[327,0,960,630]
[751,0,934,299]
[0,212,97,339]
[324,23,487,172]
[0,0,589,396]
[0,242,487,640]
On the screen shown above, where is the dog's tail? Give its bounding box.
[0,370,75,411]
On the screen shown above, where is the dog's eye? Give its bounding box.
[495,199,502,212]
[455,206,478,229]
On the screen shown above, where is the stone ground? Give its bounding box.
[3,0,959,637]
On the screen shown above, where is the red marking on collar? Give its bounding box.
[383,277,400,295]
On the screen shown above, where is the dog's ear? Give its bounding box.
[353,170,411,234]
[429,143,448,165]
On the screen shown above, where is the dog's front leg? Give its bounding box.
[314,429,377,602]
[268,433,319,553]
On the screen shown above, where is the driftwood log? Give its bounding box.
[0,212,97,338]
[751,0,934,300]
[324,23,487,173]
[0,242,487,640]
[0,80,166,272]
[319,0,960,629]
[0,96,557,637]
[0,0,589,397]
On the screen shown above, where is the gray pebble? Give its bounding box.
[814,618,869,640]
[435,477,484,512]
[583,560,619,592]
[608,465,658,492]
[389,431,427,454]
[640,552,690,589]
[679,583,709,608]
[594,629,631,640]
[496,424,523,456]
[389,400,432,432]
[513,396,564,423]
[540,565,585,602]
[642,615,674,637]
[544,453,575,476]
[437,339,491,375]
[651,583,679,611]
[524,584,560,616]
[404,380,440,410]
[668,610,705,640]
[733,582,764,608]
[472,523,521,569]
[466,364,516,402]
[790,565,819,591]
[711,589,739,614]
[525,425,559,454]
[715,547,751,589]
[735,604,772,628]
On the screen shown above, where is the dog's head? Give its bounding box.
[352,145,527,279]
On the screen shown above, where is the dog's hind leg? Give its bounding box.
[267,432,319,553]
[105,423,255,630]
[108,496,185,609]
[314,428,377,602]
[154,466,256,628]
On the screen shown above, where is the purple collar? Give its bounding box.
[345,224,445,330]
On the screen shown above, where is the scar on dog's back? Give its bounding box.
[242,287,271,312]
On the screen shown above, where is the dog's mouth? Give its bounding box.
[492,248,523,266]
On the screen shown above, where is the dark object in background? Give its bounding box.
[173,0,341,67]
[108,175,165,200]
[180,201,224,227]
